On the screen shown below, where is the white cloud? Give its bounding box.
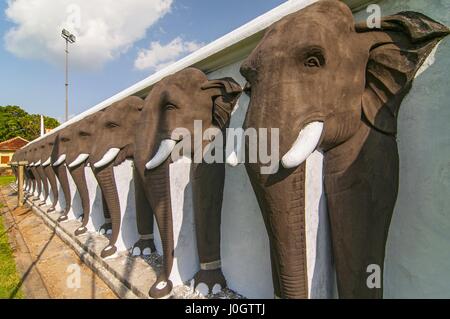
[4,0,173,70]
[134,37,204,71]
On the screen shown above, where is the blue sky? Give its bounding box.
[0,0,285,122]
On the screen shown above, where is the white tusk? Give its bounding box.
[68,153,89,168]
[145,139,177,170]
[42,157,52,167]
[53,154,66,166]
[30,162,35,167]
[281,121,324,169]
[34,160,41,166]
[93,148,120,168]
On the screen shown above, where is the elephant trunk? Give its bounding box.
[245,162,309,299]
[94,164,121,258]
[31,170,36,194]
[31,167,42,198]
[36,166,49,202]
[133,166,154,238]
[24,169,30,192]
[53,164,71,219]
[192,162,224,264]
[27,169,34,193]
[191,162,227,294]
[44,165,58,211]
[145,161,174,298]
[69,164,90,234]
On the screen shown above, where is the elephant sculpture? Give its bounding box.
[47,120,96,234]
[29,144,43,201]
[23,148,37,198]
[31,141,50,206]
[141,67,241,298]
[82,97,156,259]
[51,129,74,222]
[39,135,59,212]
[233,0,449,298]
[20,149,32,195]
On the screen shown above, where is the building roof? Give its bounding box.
[0,136,29,151]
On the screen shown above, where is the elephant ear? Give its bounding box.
[201,78,242,130]
[356,12,449,135]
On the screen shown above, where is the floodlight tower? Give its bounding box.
[61,29,76,122]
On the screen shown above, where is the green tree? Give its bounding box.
[0,105,60,142]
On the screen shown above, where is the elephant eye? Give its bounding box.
[61,137,70,142]
[303,47,325,69]
[106,122,119,128]
[305,56,321,68]
[80,131,90,137]
[165,103,177,111]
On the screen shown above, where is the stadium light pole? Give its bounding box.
[61,29,76,122]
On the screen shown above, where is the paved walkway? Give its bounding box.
[0,186,117,299]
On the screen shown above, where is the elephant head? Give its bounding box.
[141,67,241,298]
[39,135,59,212]
[81,97,150,258]
[237,0,449,298]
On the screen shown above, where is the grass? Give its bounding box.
[0,179,24,299]
[0,176,15,187]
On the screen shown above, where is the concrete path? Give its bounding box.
[0,186,117,299]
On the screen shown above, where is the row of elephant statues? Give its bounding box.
[10,1,449,299]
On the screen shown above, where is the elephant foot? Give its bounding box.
[131,235,156,256]
[149,275,173,299]
[58,214,68,222]
[74,226,88,236]
[101,245,118,259]
[190,268,226,296]
[47,206,56,213]
[98,223,112,235]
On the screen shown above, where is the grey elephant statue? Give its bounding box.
[39,135,59,212]
[141,67,241,298]
[232,0,449,298]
